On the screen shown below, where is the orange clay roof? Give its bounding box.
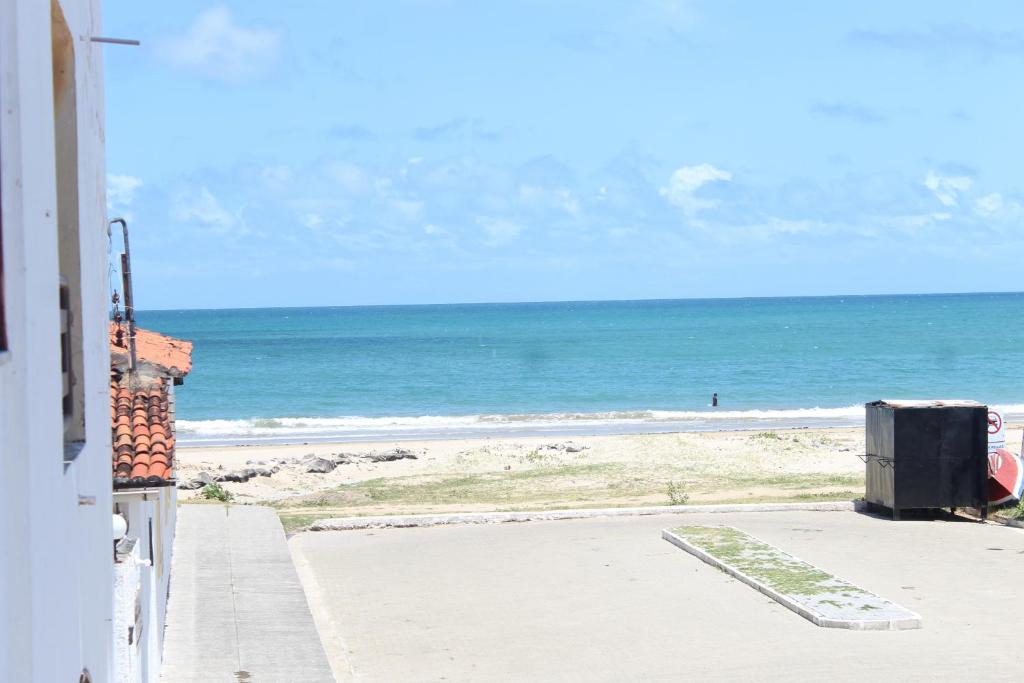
[110,322,193,377]
[111,374,176,488]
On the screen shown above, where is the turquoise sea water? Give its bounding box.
[137,293,1024,445]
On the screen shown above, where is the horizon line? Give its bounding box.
[135,289,1024,314]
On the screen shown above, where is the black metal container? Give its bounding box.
[865,400,988,520]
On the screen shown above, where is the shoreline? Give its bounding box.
[176,419,864,448]
[176,403,1024,448]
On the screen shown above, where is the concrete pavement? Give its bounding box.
[291,510,1024,682]
[162,505,333,682]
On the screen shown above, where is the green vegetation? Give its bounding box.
[199,483,233,503]
[272,461,860,530]
[272,464,861,514]
[666,480,690,505]
[267,428,865,529]
[672,525,872,601]
[993,498,1024,520]
[523,449,552,464]
[750,431,782,441]
[715,473,862,489]
[278,513,321,535]
[276,463,626,510]
[275,489,859,529]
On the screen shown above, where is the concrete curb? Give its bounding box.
[990,516,1024,530]
[662,527,922,631]
[309,500,861,531]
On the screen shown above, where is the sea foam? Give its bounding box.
[176,403,1024,446]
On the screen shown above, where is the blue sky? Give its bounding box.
[103,1,1024,309]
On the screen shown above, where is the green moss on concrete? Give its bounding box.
[672,526,872,599]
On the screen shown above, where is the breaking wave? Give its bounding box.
[174,404,1024,446]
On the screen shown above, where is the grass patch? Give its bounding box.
[666,480,690,505]
[278,513,321,535]
[711,490,858,505]
[199,483,232,503]
[271,461,863,518]
[276,463,631,510]
[750,431,782,441]
[672,525,870,599]
[523,449,553,464]
[701,473,862,489]
[993,499,1024,520]
[678,473,863,500]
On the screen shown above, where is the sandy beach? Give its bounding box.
[175,424,1022,530]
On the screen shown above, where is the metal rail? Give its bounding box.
[110,218,136,373]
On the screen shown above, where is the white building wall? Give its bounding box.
[113,545,143,683]
[154,484,177,655]
[0,0,112,681]
[113,486,178,683]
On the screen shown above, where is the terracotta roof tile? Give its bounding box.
[110,323,193,378]
[110,373,177,488]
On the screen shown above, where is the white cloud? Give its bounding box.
[764,218,819,235]
[875,211,954,234]
[401,157,424,177]
[326,162,372,194]
[518,185,581,217]
[423,223,448,236]
[160,6,281,83]
[975,192,1003,215]
[302,213,324,229]
[477,216,523,246]
[554,190,581,216]
[107,174,143,210]
[660,163,732,214]
[389,198,424,221]
[175,187,242,234]
[924,171,972,207]
[650,0,695,28]
[975,192,1024,221]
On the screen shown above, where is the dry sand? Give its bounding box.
[176,425,1023,528]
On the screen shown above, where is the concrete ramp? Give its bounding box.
[161,505,334,682]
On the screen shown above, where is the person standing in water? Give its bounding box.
[712,393,718,407]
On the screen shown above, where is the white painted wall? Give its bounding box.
[0,0,113,680]
[154,484,177,657]
[113,544,143,683]
[113,486,178,683]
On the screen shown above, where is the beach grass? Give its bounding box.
[271,460,862,531]
[275,490,859,533]
[175,426,878,532]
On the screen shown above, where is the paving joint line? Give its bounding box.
[226,506,243,676]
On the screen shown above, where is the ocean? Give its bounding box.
[136,293,1024,446]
